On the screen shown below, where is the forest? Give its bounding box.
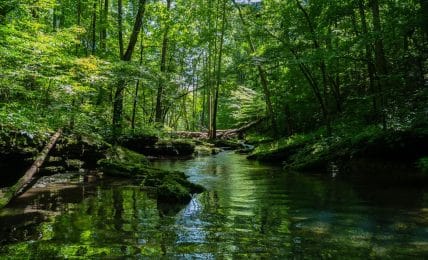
[0,0,428,258]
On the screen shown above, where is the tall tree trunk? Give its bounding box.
[131,29,144,130]
[359,0,378,119]
[155,0,172,123]
[75,0,82,55]
[112,0,147,137]
[53,0,57,31]
[420,0,428,37]
[100,0,108,51]
[370,0,388,129]
[118,0,124,58]
[91,1,97,55]
[210,0,227,139]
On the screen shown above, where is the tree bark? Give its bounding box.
[91,1,97,55]
[118,0,124,58]
[211,0,227,139]
[359,0,378,119]
[370,0,388,129]
[155,0,172,123]
[112,0,147,137]
[101,0,108,51]
[132,29,145,130]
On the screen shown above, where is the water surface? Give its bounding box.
[1,152,427,258]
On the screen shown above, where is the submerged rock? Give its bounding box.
[99,159,204,203]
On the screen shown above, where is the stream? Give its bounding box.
[0,151,428,258]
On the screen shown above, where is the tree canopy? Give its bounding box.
[0,0,426,140]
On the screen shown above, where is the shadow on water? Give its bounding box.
[0,151,427,258]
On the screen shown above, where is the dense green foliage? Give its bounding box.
[0,0,426,141]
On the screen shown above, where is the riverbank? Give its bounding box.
[0,127,205,207]
[248,124,428,175]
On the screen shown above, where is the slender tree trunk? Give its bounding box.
[91,2,97,55]
[155,0,172,123]
[53,0,57,31]
[201,57,207,130]
[75,0,82,55]
[421,0,428,37]
[118,0,124,58]
[112,0,147,137]
[100,0,108,51]
[211,0,227,139]
[370,0,388,129]
[131,29,144,130]
[359,0,378,119]
[59,0,64,27]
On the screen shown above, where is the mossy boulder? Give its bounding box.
[52,134,109,168]
[117,133,159,153]
[116,133,195,158]
[98,158,204,203]
[141,140,195,157]
[211,139,243,150]
[195,143,222,156]
[144,170,204,203]
[98,159,148,179]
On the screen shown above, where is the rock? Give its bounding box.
[65,159,85,171]
[211,139,243,150]
[39,166,66,175]
[98,159,204,203]
[117,133,159,153]
[52,134,109,168]
[140,140,195,157]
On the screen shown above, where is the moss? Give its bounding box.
[211,139,243,150]
[98,159,148,178]
[65,159,84,171]
[157,178,192,203]
[98,158,204,203]
[116,133,159,153]
[249,126,428,172]
[40,166,66,174]
[195,143,222,156]
[248,134,312,162]
[106,146,148,165]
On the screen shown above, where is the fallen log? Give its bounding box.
[218,117,266,139]
[0,128,62,208]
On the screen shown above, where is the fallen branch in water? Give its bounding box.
[0,128,62,208]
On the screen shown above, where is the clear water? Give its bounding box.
[1,151,428,258]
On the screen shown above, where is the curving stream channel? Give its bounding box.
[1,151,428,258]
